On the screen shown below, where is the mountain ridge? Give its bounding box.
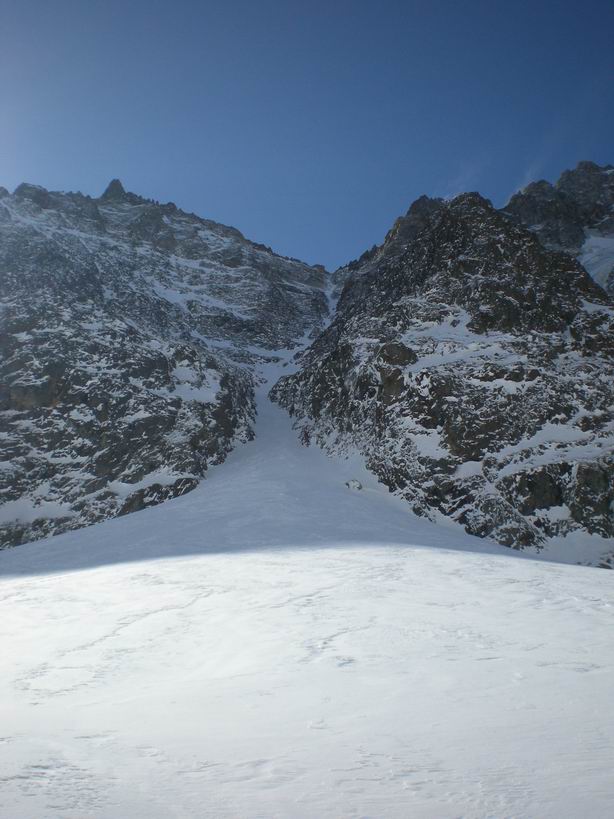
[272,163,614,564]
[0,178,329,546]
[1,161,613,563]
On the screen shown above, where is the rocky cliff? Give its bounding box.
[0,180,328,546]
[504,160,614,295]
[3,164,614,564]
[272,180,614,563]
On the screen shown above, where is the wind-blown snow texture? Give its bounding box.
[1,354,613,818]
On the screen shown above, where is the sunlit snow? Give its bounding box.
[1,353,613,818]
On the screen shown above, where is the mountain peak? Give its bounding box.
[575,160,602,173]
[449,191,494,211]
[101,178,127,200]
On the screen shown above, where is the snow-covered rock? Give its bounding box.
[2,164,614,564]
[0,179,328,546]
[504,160,614,294]
[272,191,614,562]
[1,352,613,816]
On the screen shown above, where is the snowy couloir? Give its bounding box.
[1,163,614,563]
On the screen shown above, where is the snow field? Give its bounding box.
[0,356,613,818]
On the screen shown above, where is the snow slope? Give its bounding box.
[1,353,613,818]
[579,232,614,291]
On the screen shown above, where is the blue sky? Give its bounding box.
[1,0,612,269]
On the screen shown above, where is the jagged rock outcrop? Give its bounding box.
[3,163,614,564]
[0,180,328,546]
[504,161,614,294]
[272,191,614,560]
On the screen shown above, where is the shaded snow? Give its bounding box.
[579,233,614,289]
[0,498,74,525]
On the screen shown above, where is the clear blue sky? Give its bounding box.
[1,0,612,269]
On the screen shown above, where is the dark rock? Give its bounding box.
[271,181,614,557]
[503,161,614,296]
[119,477,199,515]
[377,342,418,366]
[0,178,329,548]
[101,178,127,200]
[13,183,54,209]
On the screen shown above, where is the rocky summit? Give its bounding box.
[1,162,613,564]
[504,160,614,294]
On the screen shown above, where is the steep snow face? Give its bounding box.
[0,181,329,547]
[504,161,614,295]
[1,356,613,818]
[272,193,614,562]
[579,233,614,291]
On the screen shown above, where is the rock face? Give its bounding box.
[272,190,614,558]
[504,161,614,294]
[0,181,328,546]
[2,163,614,564]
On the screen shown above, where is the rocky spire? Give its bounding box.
[101,178,127,201]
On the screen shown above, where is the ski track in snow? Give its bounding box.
[0,352,613,818]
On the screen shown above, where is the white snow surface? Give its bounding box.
[579,232,614,289]
[1,353,613,818]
